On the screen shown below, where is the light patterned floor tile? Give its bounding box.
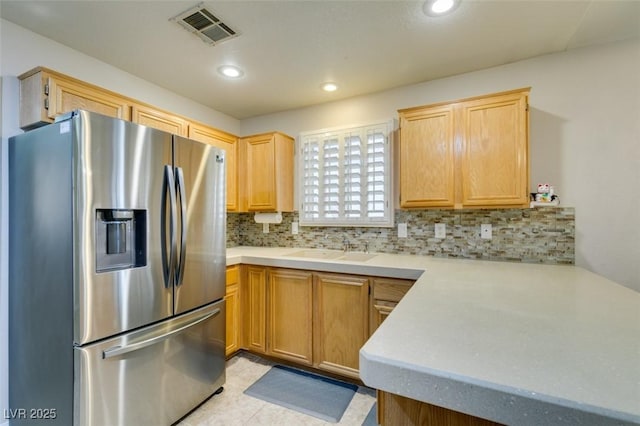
[179,352,376,426]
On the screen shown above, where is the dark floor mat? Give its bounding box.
[244,365,357,423]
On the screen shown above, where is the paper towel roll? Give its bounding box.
[254,212,283,224]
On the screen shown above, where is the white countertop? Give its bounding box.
[226,246,640,425]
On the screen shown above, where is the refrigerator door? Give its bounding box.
[73,111,173,345]
[74,300,225,426]
[173,136,226,315]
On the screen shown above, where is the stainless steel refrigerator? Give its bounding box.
[9,110,226,425]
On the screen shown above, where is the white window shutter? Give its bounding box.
[366,126,387,220]
[299,121,393,227]
[302,136,320,220]
[344,131,363,219]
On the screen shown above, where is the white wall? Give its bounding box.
[0,19,241,423]
[241,38,640,294]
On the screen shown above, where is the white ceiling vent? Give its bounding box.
[170,3,238,46]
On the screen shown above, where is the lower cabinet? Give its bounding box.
[371,302,395,332]
[225,265,241,357]
[314,273,369,379]
[244,265,268,354]
[378,391,502,426]
[370,277,415,335]
[267,269,314,365]
[239,265,372,379]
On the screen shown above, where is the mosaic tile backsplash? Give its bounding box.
[227,208,575,265]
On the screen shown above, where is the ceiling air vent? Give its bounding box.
[170,3,238,46]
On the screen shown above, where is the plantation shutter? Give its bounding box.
[300,121,393,227]
[366,126,387,219]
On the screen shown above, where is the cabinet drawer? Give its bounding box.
[226,265,239,286]
[372,278,414,302]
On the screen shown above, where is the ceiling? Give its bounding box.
[2,0,639,119]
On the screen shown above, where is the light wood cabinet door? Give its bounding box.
[267,269,314,365]
[47,75,131,122]
[398,88,529,209]
[460,91,529,207]
[378,391,501,426]
[240,132,294,212]
[371,301,396,335]
[225,266,241,357]
[313,273,369,379]
[189,123,239,211]
[19,67,131,129]
[131,104,189,136]
[243,134,275,211]
[370,277,414,335]
[243,265,267,354]
[399,105,455,208]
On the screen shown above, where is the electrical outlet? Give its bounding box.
[435,223,446,239]
[292,222,299,235]
[262,223,269,233]
[481,223,492,239]
[398,223,408,238]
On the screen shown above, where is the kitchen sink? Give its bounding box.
[285,249,343,259]
[284,249,377,262]
[337,252,377,262]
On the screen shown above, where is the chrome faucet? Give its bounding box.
[363,242,369,254]
[342,237,350,252]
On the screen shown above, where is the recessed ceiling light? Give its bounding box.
[321,82,338,92]
[423,0,460,16]
[218,65,244,78]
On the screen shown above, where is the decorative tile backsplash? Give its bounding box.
[226,213,241,247]
[227,208,575,265]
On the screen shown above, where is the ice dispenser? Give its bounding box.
[96,209,147,272]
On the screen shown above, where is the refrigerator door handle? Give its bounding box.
[175,167,187,287]
[102,308,221,359]
[161,165,178,288]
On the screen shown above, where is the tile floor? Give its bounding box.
[179,352,376,426]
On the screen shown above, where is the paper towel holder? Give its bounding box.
[254,212,283,224]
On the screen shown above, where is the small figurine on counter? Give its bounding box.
[536,183,553,202]
[530,183,559,207]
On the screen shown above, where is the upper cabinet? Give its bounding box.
[239,132,294,212]
[19,67,131,130]
[399,88,530,209]
[189,123,239,211]
[459,92,529,207]
[17,67,307,214]
[399,104,456,208]
[131,104,189,137]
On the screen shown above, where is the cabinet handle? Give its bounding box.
[44,83,49,95]
[44,98,49,110]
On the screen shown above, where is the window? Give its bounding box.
[299,121,393,227]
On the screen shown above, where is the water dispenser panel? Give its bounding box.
[106,222,127,254]
[96,209,147,272]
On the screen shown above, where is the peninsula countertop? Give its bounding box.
[226,246,640,425]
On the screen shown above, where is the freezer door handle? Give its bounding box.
[175,167,187,287]
[161,165,178,288]
[102,308,221,359]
